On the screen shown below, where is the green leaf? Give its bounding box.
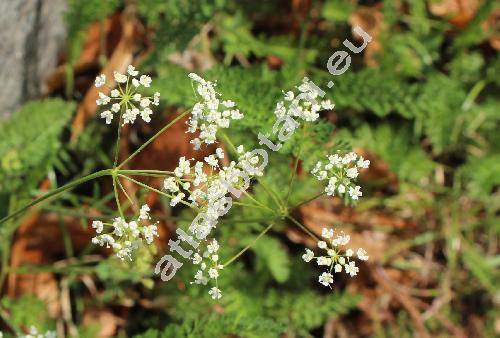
[254,237,291,283]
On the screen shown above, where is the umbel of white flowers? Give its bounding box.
[302,227,369,288]
[154,74,337,299]
[95,65,161,125]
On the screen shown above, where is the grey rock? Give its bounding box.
[0,0,67,119]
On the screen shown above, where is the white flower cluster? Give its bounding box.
[191,239,224,299]
[94,65,160,125]
[302,227,368,288]
[187,73,244,150]
[91,204,159,260]
[160,145,270,298]
[311,151,370,201]
[19,327,56,338]
[275,77,334,122]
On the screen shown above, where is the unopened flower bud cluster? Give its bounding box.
[311,152,370,201]
[95,65,160,125]
[302,227,369,287]
[91,204,159,260]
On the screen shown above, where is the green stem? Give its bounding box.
[118,110,190,169]
[223,222,275,267]
[119,174,199,211]
[242,191,276,213]
[112,176,125,219]
[220,131,237,153]
[286,215,320,241]
[232,201,273,211]
[291,191,325,210]
[0,169,113,225]
[116,176,134,206]
[118,169,174,175]
[258,178,284,209]
[114,113,124,167]
[285,126,306,206]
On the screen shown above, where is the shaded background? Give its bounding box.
[0,0,498,337]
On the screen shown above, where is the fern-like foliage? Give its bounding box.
[0,99,75,194]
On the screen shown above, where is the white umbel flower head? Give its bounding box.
[311,151,370,202]
[274,77,334,122]
[90,204,158,261]
[94,66,160,125]
[186,73,244,150]
[302,227,368,288]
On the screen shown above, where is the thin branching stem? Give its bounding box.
[286,215,320,241]
[118,110,190,169]
[119,174,199,212]
[0,169,113,225]
[223,222,275,267]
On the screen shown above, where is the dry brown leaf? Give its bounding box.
[349,5,384,66]
[82,308,124,337]
[429,0,480,28]
[482,9,500,50]
[6,212,95,317]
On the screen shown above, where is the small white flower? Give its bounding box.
[100,110,113,124]
[163,177,179,192]
[321,99,335,110]
[153,92,161,105]
[204,154,219,168]
[170,192,185,206]
[140,98,151,108]
[91,220,103,233]
[139,204,151,220]
[321,228,334,239]
[110,89,120,97]
[141,108,153,122]
[132,78,140,87]
[318,272,334,287]
[127,65,139,76]
[318,241,327,249]
[207,240,219,254]
[338,256,346,265]
[194,270,208,285]
[345,261,359,277]
[208,287,222,299]
[357,248,369,261]
[95,74,106,87]
[96,92,110,105]
[140,75,152,87]
[317,256,332,266]
[174,157,191,177]
[215,148,224,159]
[346,167,359,179]
[302,249,314,262]
[208,268,219,279]
[192,253,202,264]
[345,249,353,257]
[334,264,342,272]
[284,91,294,101]
[114,71,127,83]
[349,186,362,200]
[111,103,120,112]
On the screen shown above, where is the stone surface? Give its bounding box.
[0,0,67,119]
